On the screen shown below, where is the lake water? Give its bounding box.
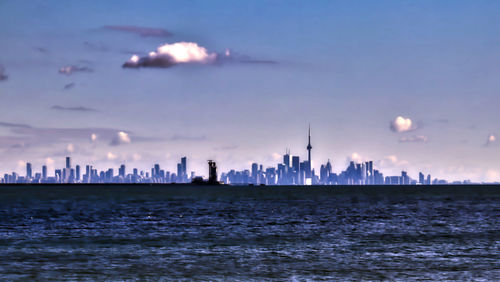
[0,185,498,280]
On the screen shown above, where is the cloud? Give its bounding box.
[220,49,277,64]
[63,82,75,90]
[169,134,207,142]
[34,47,49,54]
[271,152,281,162]
[485,169,499,182]
[122,43,277,69]
[110,131,131,146]
[106,152,118,160]
[104,25,171,37]
[132,153,142,161]
[379,155,409,168]
[0,122,31,129]
[45,157,54,166]
[390,116,417,133]
[58,65,93,75]
[51,105,98,112]
[485,134,496,146]
[347,152,365,164]
[0,65,8,81]
[399,135,428,143]
[0,121,129,148]
[66,143,75,153]
[123,42,217,68]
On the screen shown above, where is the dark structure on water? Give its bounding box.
[208,160,218,184]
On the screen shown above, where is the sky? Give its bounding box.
[0,0,499,182]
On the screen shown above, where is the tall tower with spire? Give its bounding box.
[307,124,312,177]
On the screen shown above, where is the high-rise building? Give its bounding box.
[181,157,187,177]
[26,162,32,178]
[42,165,47,180]
[154,164,160,177]
[177,163,182,182]
[401,171,409,185]
[419,172,424,184]
[292,156,300,173]
[66,157,71,169]
[251,163,258,179]
[76,165,80,181]
[283,150,290,168]
[119,165,126,177]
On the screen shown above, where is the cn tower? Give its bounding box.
[307,124,312,177]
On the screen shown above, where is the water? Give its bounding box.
[0,185,498,280]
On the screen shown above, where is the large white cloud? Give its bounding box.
[123,42,217,68]
[390,116,416,133]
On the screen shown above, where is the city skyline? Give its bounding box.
[2,127,493,185]
[1,1,500,182]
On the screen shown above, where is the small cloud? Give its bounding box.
[485,134,496,146]
[380,155,409,167]
[436,119,449,124]
[347,152,364,164]
[485,169,499,182]
[63,82,75,90]
[132,153,142,161]
[66,143,75,153]
[110,131,131,146]
[91,133,98,142]
[169,134,207,142]
[34,47,49,54]
[11,142,27,149]
[107,152,118,160]
[271,152,281,162]
[51,105,98,112]
[17,160,26,172]
[123,42,217,68]
[103,25,171,37]
[399,135,428,143]
[390,116,417,133]
[0,65,8,81]
[58,65,93,75]
[221,49,277,64]
[45,157,55,166]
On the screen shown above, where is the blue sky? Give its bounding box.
[0,0,499,181]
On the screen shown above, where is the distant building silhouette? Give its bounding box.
[208,160,217,184]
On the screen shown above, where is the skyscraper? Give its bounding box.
[283,150,290,168]
[26,162,32,178]
[154,164,160,178]
[42,165,47,180]
[181,157,187,180]
[292,156,300,172]
[306,125,312,178]
[76,165,80,181]
[66,157,71,169]
[419,172,424,184]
